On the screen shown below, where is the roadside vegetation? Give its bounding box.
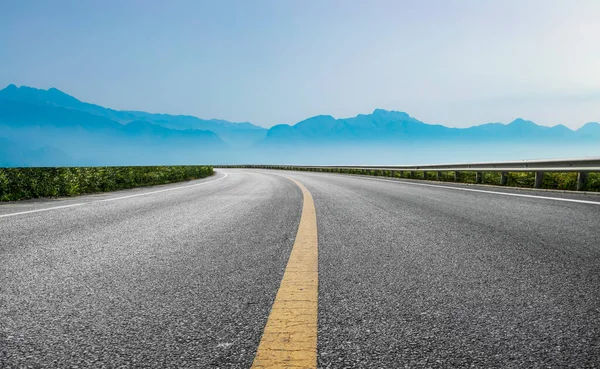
[220,166,600,192]
[0,166,213,201]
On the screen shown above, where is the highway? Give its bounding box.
[1,169,599,368]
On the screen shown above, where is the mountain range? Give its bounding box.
[264,110,599,144]
[0,84,598,166]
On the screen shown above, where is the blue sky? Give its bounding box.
[1,0,599,128]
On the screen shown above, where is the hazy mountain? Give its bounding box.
[0,84,140,123]
[129,113,267,148]
[0,137,72,167]
[0,84,598,166]
[0,98,226,166]
[258,110,598,165]
[263,110,583,146]
[0,85,267,148]
[577,122,600,139]
[465,118,575,140]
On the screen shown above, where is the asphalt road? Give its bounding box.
[1,169,599,368]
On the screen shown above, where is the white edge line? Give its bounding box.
[355,175,600,205]
[262,169,600,206]
[0,203,88,218]
[97,172,227,202]
[0,172,228,219]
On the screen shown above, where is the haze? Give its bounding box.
[1,0,599,128]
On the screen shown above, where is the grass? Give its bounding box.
[218,165,600,192]
[0,166,214,201]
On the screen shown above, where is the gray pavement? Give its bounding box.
[1,169,600,368]
[0,171,302,368]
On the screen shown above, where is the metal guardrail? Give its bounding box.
[218,157,600,191]
[310,158,600,172]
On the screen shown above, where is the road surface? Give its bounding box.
[1,169,599,368]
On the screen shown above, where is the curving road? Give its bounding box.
[1,169,599,368]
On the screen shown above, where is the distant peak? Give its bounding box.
[509,118,536,126]
[372,108,410,117]
[299,114,335,122]
[3,84,38,91]
[47,87,78,99]
[0,84,81,105]
[577,121,600,133]
[551,124,574,132]
[293,114,336,129]
[1,84,70,95]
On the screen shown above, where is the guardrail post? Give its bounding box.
[454,171,460,182]
[436,171,442,181]
[534,171,544,189]
[410,171,415,178]
[422,171,428,180]
[577,172,589,191]
[500,172,508,186]
[476,172,483,184]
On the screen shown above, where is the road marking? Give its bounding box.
[252,178,318,369]
[0,172,228,219]
[333,174,600,206]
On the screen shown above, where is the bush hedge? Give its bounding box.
[0,166,214,201]
[218,165,600,192]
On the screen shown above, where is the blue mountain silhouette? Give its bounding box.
[0,84,267,148]
[0,84,598,166]
[576,122,600,138]
[260,111,600,164]
[0,86,228,166]
[0,137,72,167]
[263,111,596,146]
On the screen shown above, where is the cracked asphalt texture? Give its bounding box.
[2,169,600,368]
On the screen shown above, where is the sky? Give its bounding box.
[1,0,599,129]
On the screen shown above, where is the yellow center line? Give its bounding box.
[251,178,319,369]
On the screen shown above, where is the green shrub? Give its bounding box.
[0,166,213,201]
[589,173,600,191]
[214,165,600,193]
